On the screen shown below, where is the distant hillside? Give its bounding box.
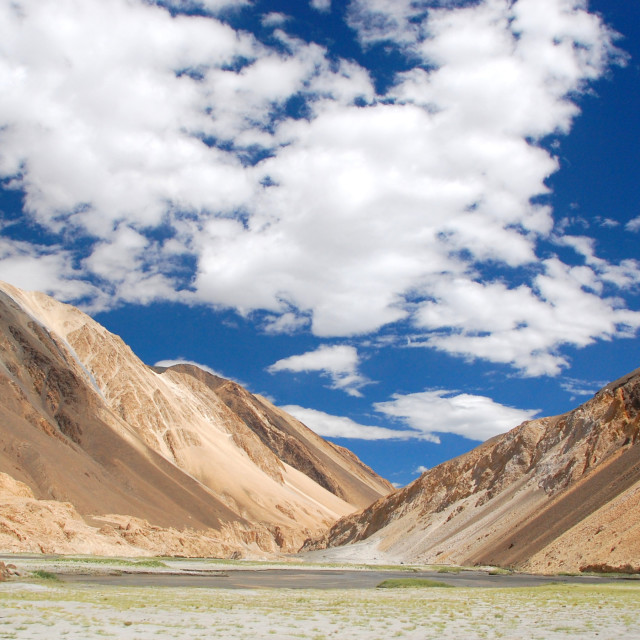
[304,368,640,573]
[0,281,392,557]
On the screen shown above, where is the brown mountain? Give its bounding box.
[304,368,640,573]
[0,281,392,557]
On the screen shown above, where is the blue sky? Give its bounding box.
[0,0,638,486]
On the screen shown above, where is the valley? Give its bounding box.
[0,281,639,578]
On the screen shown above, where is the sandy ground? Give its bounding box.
[1,577,639,639]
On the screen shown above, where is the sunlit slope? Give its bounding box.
[306,368,640,573]
[0,281,391,556]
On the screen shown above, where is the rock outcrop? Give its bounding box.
[304,368,640,574]
[0,281,392,557]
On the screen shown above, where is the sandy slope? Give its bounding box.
[306,367,640,573]
[0,281,391,557]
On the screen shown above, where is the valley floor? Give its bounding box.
[0,558,639,639]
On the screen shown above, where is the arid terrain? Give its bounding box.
[1,281,639,576]
[1,557,639,640]
[0,281,391,558]
[305,368,640,574]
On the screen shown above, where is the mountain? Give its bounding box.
[304,368,640,573]
[0,281,392,557]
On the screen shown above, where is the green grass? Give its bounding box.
[46,557,167,569]
[436,566,462,574]
[30,570,60,581]
[1,581,639,639]
[129,559,168,568]
[377,578,454,589]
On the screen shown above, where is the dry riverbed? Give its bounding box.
[0,556,639,639]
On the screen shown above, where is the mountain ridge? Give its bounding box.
[303,367,640,573]
[0,281,392,557]
[2,279,638,571]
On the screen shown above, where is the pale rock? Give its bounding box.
[0,281,392,558]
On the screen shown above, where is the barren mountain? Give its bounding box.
[304,368,640,573]
[0,281,391,557]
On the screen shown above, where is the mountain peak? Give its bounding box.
[0,282,391,558]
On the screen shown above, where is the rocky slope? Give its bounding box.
[304,368,640,573]
[0,281,392,557]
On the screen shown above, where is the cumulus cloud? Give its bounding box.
[412,258,640,375]
[0,0,637,380]
[310,0,331,12]
[554,234,640,289]
[347,0,426,47]
[282,405,425,441]
[374,390,539,441]
[626,216,640,233]
[261,12,289,28]
[262,312,311,335]
[0,238,99,303]
[267,345,370,396]
[285,388,538,442]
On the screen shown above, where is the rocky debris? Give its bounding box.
[580,563,640,574]
[0,473,35,499]
[0,561,24,580]
[305,368,640,574]
[0,492,309,558]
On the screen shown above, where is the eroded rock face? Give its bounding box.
[305,369,640,574]
[0,281,392,558]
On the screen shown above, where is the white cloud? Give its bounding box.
[262,312,311,335]
[415,465,429,474]
[0,0,636,379]
[347,0,424,47]
[267,345,370,396]
[560,377,602,398]
[0,0,259,236]
[261,12,289,28]
[374,390,539,441]
[0,238,100,304]
[310,0,331,12]
[626,216,640,233]
[190,0,637,377]
[595,217,619,228]
[157,0,250,14]
[284,388,539,443]
[412,258,640,376]
[554,234,640,289]
[282,405,426,441]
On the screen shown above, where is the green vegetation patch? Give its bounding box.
[129,559,168,568]
[30,570,60,581]
[1,580,639,640]
[50,556,168,569]
[376,578,454,589]
[436,566,462,574]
